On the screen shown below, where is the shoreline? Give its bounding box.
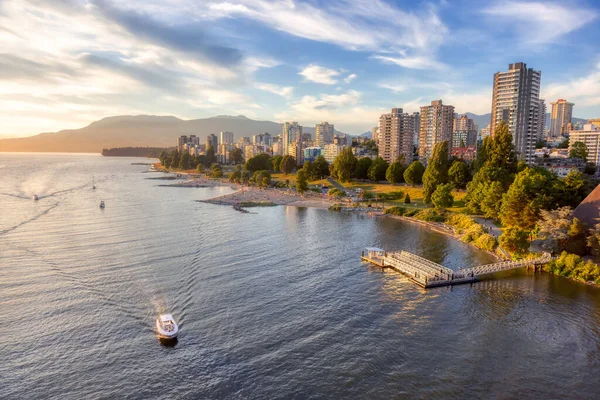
[383,214,502,262]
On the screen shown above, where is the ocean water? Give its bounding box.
[1,153,600,399]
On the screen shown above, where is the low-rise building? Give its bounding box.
[303,147,322,163]
[451,146,476,162]
[569,123,600,165]
[534,157,586,178]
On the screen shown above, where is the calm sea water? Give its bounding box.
[1,153,600,399]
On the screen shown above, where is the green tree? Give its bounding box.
[422,140,449,203]
[179,152,190,170]
[271,155,283,172]
[211,163,223,178]
[473,136,491,172]
[230,147,243,164]
[431,183,454,209]
[566,217,588,255]
[368,157,388,182]
[499,227,530,256]
[404,193,411,204]
[312,155,330,179]
[558,138,570,149]
[245,153,272,172]
[254,170,272,187]
[500,167,556,229]
[302,161,315,181]
[196,164,204,173]
[241,170,251,183]
[480,181,504,220]
[228,170,242,183]
[448,160,471,189]
[569,141,588,161]
[354,157,372,180]
[171,150,181,169]
[404,161,425,186]
[332,147,357,183]
[386,161,406,184]
[487,121,517,173]
[296,168,309,193]
[280,155,296,175]
[206,146,217,165]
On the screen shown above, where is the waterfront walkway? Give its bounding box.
[362,249,552,288]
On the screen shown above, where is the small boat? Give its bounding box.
[32,194,39,201]
[92,185,96,190]
[156,314,179,340]
[99,200,105,208]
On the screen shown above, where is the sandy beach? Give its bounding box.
[201,186,334,208]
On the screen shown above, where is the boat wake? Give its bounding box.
[0,202,60,236]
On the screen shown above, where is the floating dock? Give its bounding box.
[361,248,551,289]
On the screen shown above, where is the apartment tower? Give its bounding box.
[550,99,574,138]
[315,122,334,147]
[282,122,302,157]
[453,114,478,148]
[419,100,454,159]
[378,108,414,164]
[490,62,541,163]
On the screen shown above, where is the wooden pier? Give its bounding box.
[361,248,551,289]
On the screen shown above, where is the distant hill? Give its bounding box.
[0,115,344,153]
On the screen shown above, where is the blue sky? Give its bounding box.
[1,0,599,137]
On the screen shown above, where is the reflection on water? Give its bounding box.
[1,153,600,399]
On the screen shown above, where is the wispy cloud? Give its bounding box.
[299,65,341,85]
[255,82,294,98]
[344,73,357,84]
[371,55,446,70]
[483,1,597,44]
[203,0,448,70]
[543,61,600,107]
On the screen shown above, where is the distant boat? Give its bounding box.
[99,200,105,208]
[156,314,179,340]
[92,185,96,190]
[32,194,39,201]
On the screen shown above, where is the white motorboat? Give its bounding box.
[32,194,39,201]
[99,200,105,208]
[156,314,178,340]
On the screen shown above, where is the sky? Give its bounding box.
[1,0,600,138]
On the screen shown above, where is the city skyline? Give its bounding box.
[1,0,599,138]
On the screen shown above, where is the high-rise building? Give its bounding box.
[412,112,420,147]
[419,100,454,159]
[219,131,234,145]
[282,122,302,157]
[323,144,345,163]
[206,134,218,151]
[177,135,188,152]
[315,122,335,147]
[371,127,379,144]
[452,114,478,148]
[536,99,547,140]
[550,99,574,138]
[490,62,541,164]
[378,108,414,164]
[453,114,478,133]
[569,123,600,165]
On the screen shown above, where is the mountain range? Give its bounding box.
[0,113,590,153]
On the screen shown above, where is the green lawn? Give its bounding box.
[337,180,467,212]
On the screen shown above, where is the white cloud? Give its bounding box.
[299,65,341,85]
[543,63,600,108]
[202,0,448,70]
[483,1,597,44]
[371,55,446,70]
[440,89,492,115]
[378,83,406,93]
[255,83,294,98]
[344,73,357,84]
